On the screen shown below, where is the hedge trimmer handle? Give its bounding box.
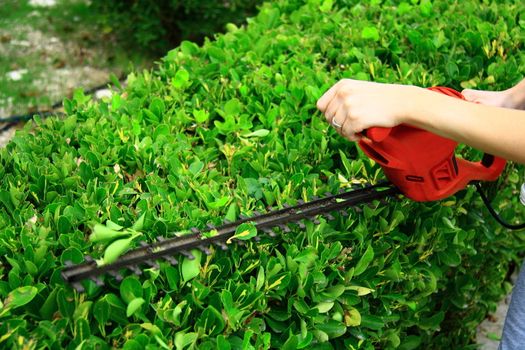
[359,86,507,202]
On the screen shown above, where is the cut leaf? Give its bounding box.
[181,250,202,283]
[103,236,135,265]
[126,298,145,317]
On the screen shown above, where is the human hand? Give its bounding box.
[461,88,516,109]
[316,79,420,141]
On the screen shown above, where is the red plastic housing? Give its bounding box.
[358,86,506,202]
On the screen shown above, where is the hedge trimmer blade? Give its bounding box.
[61,181,399,292]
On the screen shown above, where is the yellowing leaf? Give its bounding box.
[347,286,375,296]
[267,275,285,290]
[227,222,257,243]
[345,308,362,327]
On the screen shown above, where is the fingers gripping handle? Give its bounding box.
[359,87,507,201]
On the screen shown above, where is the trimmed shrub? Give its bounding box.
[1,0,525,349]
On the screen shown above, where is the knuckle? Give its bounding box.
[336,87,350,98]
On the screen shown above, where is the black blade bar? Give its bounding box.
[61,181,400,289]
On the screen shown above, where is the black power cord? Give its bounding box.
[0,111,64,124]
[475,182,525,230]
[0,75,125,126]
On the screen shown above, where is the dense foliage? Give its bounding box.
[91,0,262,54]
[1,0,525,349]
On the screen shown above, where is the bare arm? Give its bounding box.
[408,88,525,164]
[316,79,525,164]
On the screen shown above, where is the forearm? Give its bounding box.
[406,87,525,164]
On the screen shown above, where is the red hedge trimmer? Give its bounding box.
[62,87,524,292]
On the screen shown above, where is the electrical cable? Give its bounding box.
[0,75,125,126]
[475,182,525,230]
[0,122,18,133]
[0,111,63,124]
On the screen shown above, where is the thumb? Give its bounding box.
[461,88,480,103]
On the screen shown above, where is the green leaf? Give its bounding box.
[73,301,92,321]
[361,26,380,41]
[132,213,146,232]
[224,98,242,117]
[89,224,128,243]
[360,315,384,330]
[60,247,84,264]
[39,288,59,319]
[111,93,122,110]
[74,318,91,342]
[399,336,422,350]
[175,332,198,350]
[319,0,333,13]
[126,298,145,317]
[282,335,299,350]
[93,299,110,327]
[153,124,170,140]
[3,286,38,311]
[189,160,204,175]
[225,202,238,222]
[57,216,72,235]
[79,162,94,184]
[419,0,433,16]
[207,196,229,210]
[120,277,143,304]
[315,301,334,313]
[217,335,232,350]
[196,305,226,336]
[172,69,190,89]
[347,285,374,296]
[316,320,347,339]
[256,267,265,291]
[123,340,144,350]
[181,249,202,283]
[353,245,374,276]
[243,129,270,138]
[322,285,345,299]
[419,311,445,330]
[193,109,210,123]
[149,98,166,119]
[446,61,459,78]
[439,249,461,267]
[103,236,135,265]
[106,220,124,231]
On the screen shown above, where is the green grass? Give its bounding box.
[0,0,151,117]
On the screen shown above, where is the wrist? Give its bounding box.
[505,85,525,110]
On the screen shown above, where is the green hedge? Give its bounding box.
[1,0,525,349]
[91,0,262,54]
